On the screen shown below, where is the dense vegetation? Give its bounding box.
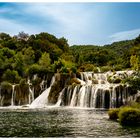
[0,31,140,85]
[70,37,140,72]
[108,102,140,126]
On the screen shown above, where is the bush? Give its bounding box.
[118,107,140,126]
[122,75,140,91]
[108,108,120,120]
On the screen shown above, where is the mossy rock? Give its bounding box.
[88,76,92,80]
[76,71,81,79]
[48,81,63,104]
[107,76,113,83]
[92,79,98,84]
[69,78,81,85]
[113,78,122,83]
[48,73,70,104]
[107,75,122,84]
[14,84,29,105]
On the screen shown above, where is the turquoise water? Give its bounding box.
[0,107,139,137]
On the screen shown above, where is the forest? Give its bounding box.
[0,31,140,85]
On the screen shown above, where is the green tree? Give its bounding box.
[2,69,21,83]
[23,47,35,66]
[13,52,24,76]
[39,52,51,68]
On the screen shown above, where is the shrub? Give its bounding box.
[122,75,140,91]
[118,107,140,126]
[108,108,120,120]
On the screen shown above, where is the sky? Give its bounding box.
[0,3,140,46]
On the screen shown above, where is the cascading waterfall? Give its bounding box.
[0,70,138,109]
[29,87,51,108]
[55,71,138,108]
[30,76,55,108]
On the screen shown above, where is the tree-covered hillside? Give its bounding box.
[0,32,71,83]
[70,35,140,72]
[0,32,140,84]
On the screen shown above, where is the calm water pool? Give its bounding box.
[0,106,140,137]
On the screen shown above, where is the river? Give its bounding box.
[0,106,139,137]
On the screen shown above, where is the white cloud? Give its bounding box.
[109,28,140,43]
[22,3,96,44]
[0,3,96,44]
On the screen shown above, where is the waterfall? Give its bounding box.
[79,86,86,107]
[55,71,138,109]
[0,70,137,108]
[30,75,55,108]
[40,80,45,90]
[11,85,15,106]
[30,87,51,108]
[29,87,34,104]
[70,86,79,107]
[55,89,65,107]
